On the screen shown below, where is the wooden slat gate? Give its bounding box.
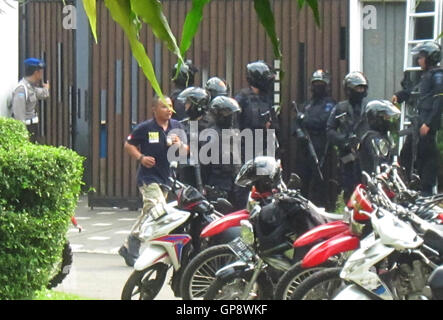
[19,0,76,149]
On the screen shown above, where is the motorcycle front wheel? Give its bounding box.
[121,263,168,300]
[180,244,238,300]
[290,267,347,300]
[203,271,273,300]
[274,260,337,300]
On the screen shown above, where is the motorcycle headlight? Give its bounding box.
[240,220,254,246]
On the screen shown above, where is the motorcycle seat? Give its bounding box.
[424,227,443,255]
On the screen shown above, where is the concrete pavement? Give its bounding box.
[66,196,138,254]
[54,196,178,300]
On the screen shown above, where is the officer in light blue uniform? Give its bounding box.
[10,58,50,142]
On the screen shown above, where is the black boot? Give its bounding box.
[119,235,141,267]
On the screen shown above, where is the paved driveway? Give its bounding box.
[54,196,177,300]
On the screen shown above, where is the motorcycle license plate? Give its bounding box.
[228,237,254,262]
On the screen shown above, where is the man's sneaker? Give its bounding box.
[118,246,137,267]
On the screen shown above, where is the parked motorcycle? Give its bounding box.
[179,156,344,300]
[289,172,443,300]
[121,164,239,300]
[179,185,274,300]
[178,157,314,299]
[274,163,443,299]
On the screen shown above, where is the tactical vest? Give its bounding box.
[242,90,273,130]
[417,68,443,131]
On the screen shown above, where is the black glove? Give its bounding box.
[344,135,360,152]
[296,112,305,125]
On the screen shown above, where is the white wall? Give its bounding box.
[0,2,18,117]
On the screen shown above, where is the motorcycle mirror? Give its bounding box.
[287,173,302,190]
[212,198,234,214]
[361,171,371,185]
[249,204,261,220]
[362,171,377,193]
[409,174,421,190]
[170,161,178,169]
[170,161,178,183]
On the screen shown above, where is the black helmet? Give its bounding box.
[235,156,282,192]
[209,96,240,117]
[365,99,400,133]
[343,71,369,90]
[311,69,330,85]
[172,60,198,88]
[205,77,229,99]
[411,41,442,67]
[246,61,275,92]
[209,96,241,128]
[176,87,210,120]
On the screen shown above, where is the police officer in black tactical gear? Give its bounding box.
[170,60,199,121]
[393,41,443,196]
[359,99,400,174]
[200,76,230,129]
[293,69,338,211]
[235,61,279,159]
[205,76,229,99]
[175,87,211,190]
[201,96,245,209]
[327,71,370,202]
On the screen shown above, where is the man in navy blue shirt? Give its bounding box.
[119,95,188,266]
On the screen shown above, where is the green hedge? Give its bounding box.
[0,117,84,299]
[0,117,29,149]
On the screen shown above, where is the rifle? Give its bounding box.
[334,111,360,164]
[194,163,204,194]
[398,115,420,180]
[292,101,324,181]
[260,110,280,154]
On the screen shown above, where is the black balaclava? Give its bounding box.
[311,83,328,99]
[186,104,204,120]
[216,114,235,129]
[349,88,367,106]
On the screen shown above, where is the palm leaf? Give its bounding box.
[82,0,98,43]
[253,0,282,59]
[104,0,168,106]
[130,0,183,64]
[179,0,211,57]
[295,0,321,26]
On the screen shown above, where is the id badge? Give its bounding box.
[148,131,160,143]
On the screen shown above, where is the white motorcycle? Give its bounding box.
[290,201,443,300]
[121,171,239,300]
[121,203,193,300]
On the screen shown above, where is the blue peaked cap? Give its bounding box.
[24,58,46,68]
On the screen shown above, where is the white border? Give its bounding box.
[0,2,19,117]
[349,0,364,72]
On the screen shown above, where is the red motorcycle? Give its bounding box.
[179,185,274,300]
[273,184,371,299]
[274,168,443,300]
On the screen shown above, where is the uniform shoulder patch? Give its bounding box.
[324,103,334,112]
[432,71,443,85]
